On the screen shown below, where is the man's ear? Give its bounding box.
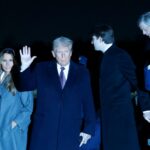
[99,37,105,44]
[51,50,55,58]
[70,50,72,57]
[99,37,103,42]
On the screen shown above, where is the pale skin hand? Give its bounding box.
[143,110,150,123]
[19,46,37,72]
[147,65,150,70]
[79,132,91,147]
[11,121,17,129]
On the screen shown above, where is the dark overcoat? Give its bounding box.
[99,45,149,150]
[17,60,96,150]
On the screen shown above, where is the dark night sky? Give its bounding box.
[0,0,150,48]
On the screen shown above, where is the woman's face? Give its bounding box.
[1,53,14,73]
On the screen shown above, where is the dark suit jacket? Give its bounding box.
[16,60,96,150]
[99,45,150,150]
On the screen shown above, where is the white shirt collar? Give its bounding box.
[57,63,70,79]
[0,71,6,83]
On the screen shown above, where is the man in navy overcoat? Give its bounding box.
[15,36,96,150]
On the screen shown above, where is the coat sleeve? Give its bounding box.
[137,90,150,111]
[12,64,37,91]
[119,52,137,90]
[14,91,33,130]
[81,68,96,136]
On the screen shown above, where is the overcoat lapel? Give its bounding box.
[47,61,62,91]
[64,61,77,90]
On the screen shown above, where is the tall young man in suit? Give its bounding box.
[16,36,96,150]
[91,24,150,150]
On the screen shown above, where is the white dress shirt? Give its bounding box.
[57,63,70,80]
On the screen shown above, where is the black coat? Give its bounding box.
[17,60,96,150]
[99,45,149,150]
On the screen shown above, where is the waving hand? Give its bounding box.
[20,46,37,72]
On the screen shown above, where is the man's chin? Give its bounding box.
[59,63,68,66]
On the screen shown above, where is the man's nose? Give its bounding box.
[143,30,147,35]
[61,52,65,57]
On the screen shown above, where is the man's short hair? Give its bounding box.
[92,24,114,44]
[53,36,73,50]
